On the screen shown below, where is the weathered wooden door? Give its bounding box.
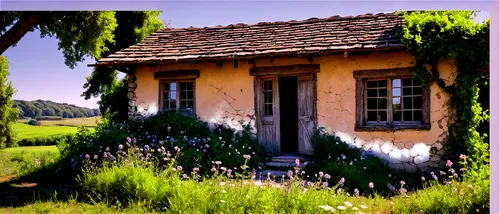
[297,73,317,155]
[255,76,280,155]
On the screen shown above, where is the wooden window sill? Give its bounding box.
[354,124,431,132]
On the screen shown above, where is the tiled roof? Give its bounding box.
[96,12,404,66]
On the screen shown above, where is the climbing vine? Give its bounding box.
[400,11,490,180]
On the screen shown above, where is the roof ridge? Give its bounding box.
[159,12,401,31]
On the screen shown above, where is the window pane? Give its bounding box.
[402,87,412,96]
[187,101,194,109]
[392,79,401,87]
[187,90,194,99]
[414,87,422,95]
[367,81,378,88]
[414,110,422,121]
[403,111,413,121]
[180,82,193,91]
[379,88,387,97]
[379,111,387,121]
[413,78,421,86]
[367,98,377,109]
[393,88,401,96]
[402,78,412,87]
[367,111,377,121]
[378,98,387,109]
[264,80,272,90]
[170,91,176,100]
[170,82,177,91]
[180,101,186,109]
[367,89,378,97]
[414,97,423,109]
[403,97,413,109]
[181,91,187,99]
[378,80,387,88]
[394,110,401,121]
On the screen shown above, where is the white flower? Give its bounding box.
[360,205,368,209]
[246,195,251,199]
[337,206,346,210]
[319,205,335,211]
[220,190,227,193]
[344,201,353,207]
[352,207,359,210]
[220,200,225,203]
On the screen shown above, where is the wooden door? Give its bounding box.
[255,76,280,155]
[297,73,317,155]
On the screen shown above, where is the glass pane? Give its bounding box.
[170,91,176,100]
[181,82,193,91]
[180,101,186,109]
[367,111,377,121]
[403,97,413,109]
[187,90,194,99]
[413,78,421,86]
[414,87,422,95]
[392,79,401,87]
[393,110,401,121]
[170,82,177,91]
[367,81,378,88]
[379,88,387,97]
[181,91,187,99]
[367,98,377,110]
[402,87,412,96]
[402,78,412,87]
[186,101,194,109]
[379,111,387,121]
[414,97,423,109]
[164,92,169,100]
[393,98,401,111]
[378,98,387,109]
[264,80,272,90]
[403,111,413,121]
[378,80,387,88]
[164,83,170,90]
[393,88,401,96]
[414,110,422,121]
[367,89,378,97]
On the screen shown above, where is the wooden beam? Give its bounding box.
[250,64,320,76]
[154,70,200,80]
[353,68,414,79]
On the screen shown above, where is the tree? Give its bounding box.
[0,56,18,148]
[82,11,163,121]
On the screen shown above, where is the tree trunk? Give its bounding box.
[0,12,43,55]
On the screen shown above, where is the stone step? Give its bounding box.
[266,161,305,169]
[271,155,309,163]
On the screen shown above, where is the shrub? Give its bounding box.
[27,119,42,126]
[61,112,265,177]
[12,150,60,177]
[15,134,75,146]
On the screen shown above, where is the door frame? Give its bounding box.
[251,64,320,156]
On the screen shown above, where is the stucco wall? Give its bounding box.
[131,51,456,172]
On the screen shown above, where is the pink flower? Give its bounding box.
[449,168,456,174]
[354,188,360,197]
[287,170,293,177]
[126,137,131,143]
[211,167,217,173]
[182,174,188,179]
[85,154,90,159]
[220,167,227,171]
[319,171,324,178]
[324,174,331,180]
[295,158,300,166]
[193,167,199,172]
[243,154,251,160]
[215,161,222,165]
[369,182,374,188]
[338,177,345,185]
[118,144,124,150]
[440,171,446,176]
[446,160,453,168]
[176,166,183,171]
[459,154,467,160]
[400,180,406,186]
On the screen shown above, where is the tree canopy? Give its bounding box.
[13,99,101,119]
[0,56,18,148]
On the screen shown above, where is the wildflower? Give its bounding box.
[85,154,90,159]
[460,168,466,171]
[400,180,406,186]
[446,160,453,168]
[344,201,353,207]
[360,205,368,209]
[432,174,438,180]
[106,147,110,152]
[126,137,132,143]
[337,206,346,210]
[295,158,300,166]
[307,181,314,187]
[389,174,392,177]
[421,176,426,181]
[354,188,360,197]
[322,182,329,188]
[219,136,223,140]
[144,145,150,153]
[118,144,124,150]
[459,154,467,160]
[211,167,218,173]
[453,173,459,178]
[449,168,456,174]
[319,205,335,211]
[227,169,233,177]
[174,146,180,152]
[319,171,324,178]
[93,155,98,159]
[338,177,345,185]
[246,195,251,199]
[220,190,226,193]
[352,207,359,211]
[369,182,374,189]
[220,167,227,171]
[440,171,446,176]
[220,200,225,203]
[177,166,183,171]
[214,161,222,165]
[324,174,331,180]
[193,167,199,173]
[287,170,293,177]
[243,154,251,160]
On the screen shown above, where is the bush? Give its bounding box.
[12,150,60,177]
[27,119,42,126]
[61,112,265,177]
[15,134,76,147]
[35,116,64,121]
[306,128,415,195]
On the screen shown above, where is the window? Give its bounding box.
[354,68,430,131]
[160,80,195,116]
[263,80,273,116]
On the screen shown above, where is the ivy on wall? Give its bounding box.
[399,11,490,180]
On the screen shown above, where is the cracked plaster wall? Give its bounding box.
[132,51,456,172]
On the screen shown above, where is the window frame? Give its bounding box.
[155,70,199,117]
[353,68,430,131]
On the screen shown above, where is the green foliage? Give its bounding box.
[309,128,414,195]
[13,99,100,119]
[27,119,41,126]
[15,134,75,147]
[0,56,19,149]
[11,149,60,177]
[401,11,490,181]
[82,11,163,122]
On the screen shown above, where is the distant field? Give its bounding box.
[1,146,58,154]
[12,123,79,140]
[18,116,101,127]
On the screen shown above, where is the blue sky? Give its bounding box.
[2,1,492,108]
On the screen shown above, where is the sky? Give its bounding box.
[2,1,492,109]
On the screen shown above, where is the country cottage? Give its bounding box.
[92,13,455,172]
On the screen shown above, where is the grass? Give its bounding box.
[0,200,153,214]
[38,116,101,127]
[12,123,79,141]
[0,146,58,177]
[2,146,58,154]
